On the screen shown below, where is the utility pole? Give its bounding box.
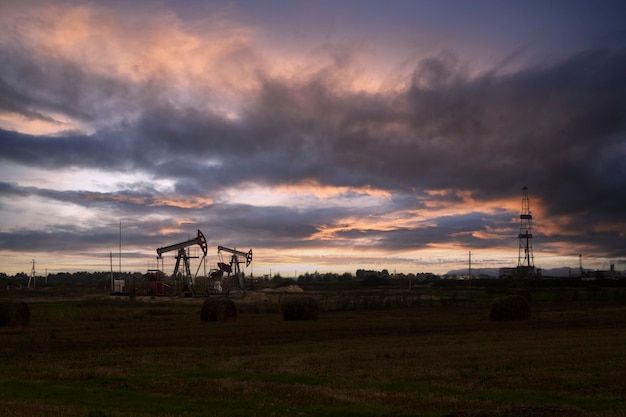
[469,251,472,288]
[579,254,583,278]
[119,221,122,280]
[110,251,114,292]
[28,259,36,289]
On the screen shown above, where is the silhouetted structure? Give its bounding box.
[516,186,538,278]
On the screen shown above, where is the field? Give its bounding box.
[1,287,625,417]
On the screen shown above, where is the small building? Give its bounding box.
[499,266,541,279]
[113,279,125,294]
[499,267,516,278]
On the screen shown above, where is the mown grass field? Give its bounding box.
[1,287,625,417]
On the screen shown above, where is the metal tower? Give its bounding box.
[28,259,36,289]
[517,186,535,276]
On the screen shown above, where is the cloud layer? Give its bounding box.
[1,1,625,274]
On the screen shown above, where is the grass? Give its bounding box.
[0,290,625,416]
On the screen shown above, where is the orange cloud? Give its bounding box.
[275,180,391,199]
[307,188,535,243]
[0,110,78,136]
[423,188,523,215]
[155,197,213,209]
[471,226,514,240]
[2,3,259,99]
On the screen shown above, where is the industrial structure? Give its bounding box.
[500,187,540,279]
[27,259,36,289]
[131,230,256,297]
[212,246,253,290]
[517,186,537,277]
[156,230,208,296]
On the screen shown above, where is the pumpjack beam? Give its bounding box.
[217,246,252,267]
[157,230,207,257]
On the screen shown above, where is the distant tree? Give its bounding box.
[356,269,381,280]
[361,272,389,287]
[416,272,438,281]
[338,272,353,282]
[297,273,313,283]
[321,272,339,281]
[271,274,293,288]
[14,272,28,280]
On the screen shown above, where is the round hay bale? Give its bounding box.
[281,296,320,321]
[506,288,532,303]
[489,295,531,321]
[0,302,31,327]
[200,297,237,322]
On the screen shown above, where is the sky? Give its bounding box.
[1,0,625,277]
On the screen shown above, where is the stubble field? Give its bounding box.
[1,288,625,417]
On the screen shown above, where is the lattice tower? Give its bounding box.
[517,186,534,268]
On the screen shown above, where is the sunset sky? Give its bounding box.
[1,0,625,277]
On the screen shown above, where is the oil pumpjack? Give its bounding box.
[216,246,253,289]
[156,230,207,296]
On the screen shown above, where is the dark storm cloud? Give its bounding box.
[353,47,626,200]
[0,129,129,169]
[0,75,63,124]
[198,203,332,249]
[4,45,623,205]
[235,46,626,221]
[0,220,183,255]
[0,44,138,125]
[0,226,119,252]
[0,181,187,216]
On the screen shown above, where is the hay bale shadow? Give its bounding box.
[489,295,531,321]
[200,297,237,322]
[0,302,31,327]
[281,296,320,321]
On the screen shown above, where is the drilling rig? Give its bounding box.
[156,230,207,296]
[216,245,253,290]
